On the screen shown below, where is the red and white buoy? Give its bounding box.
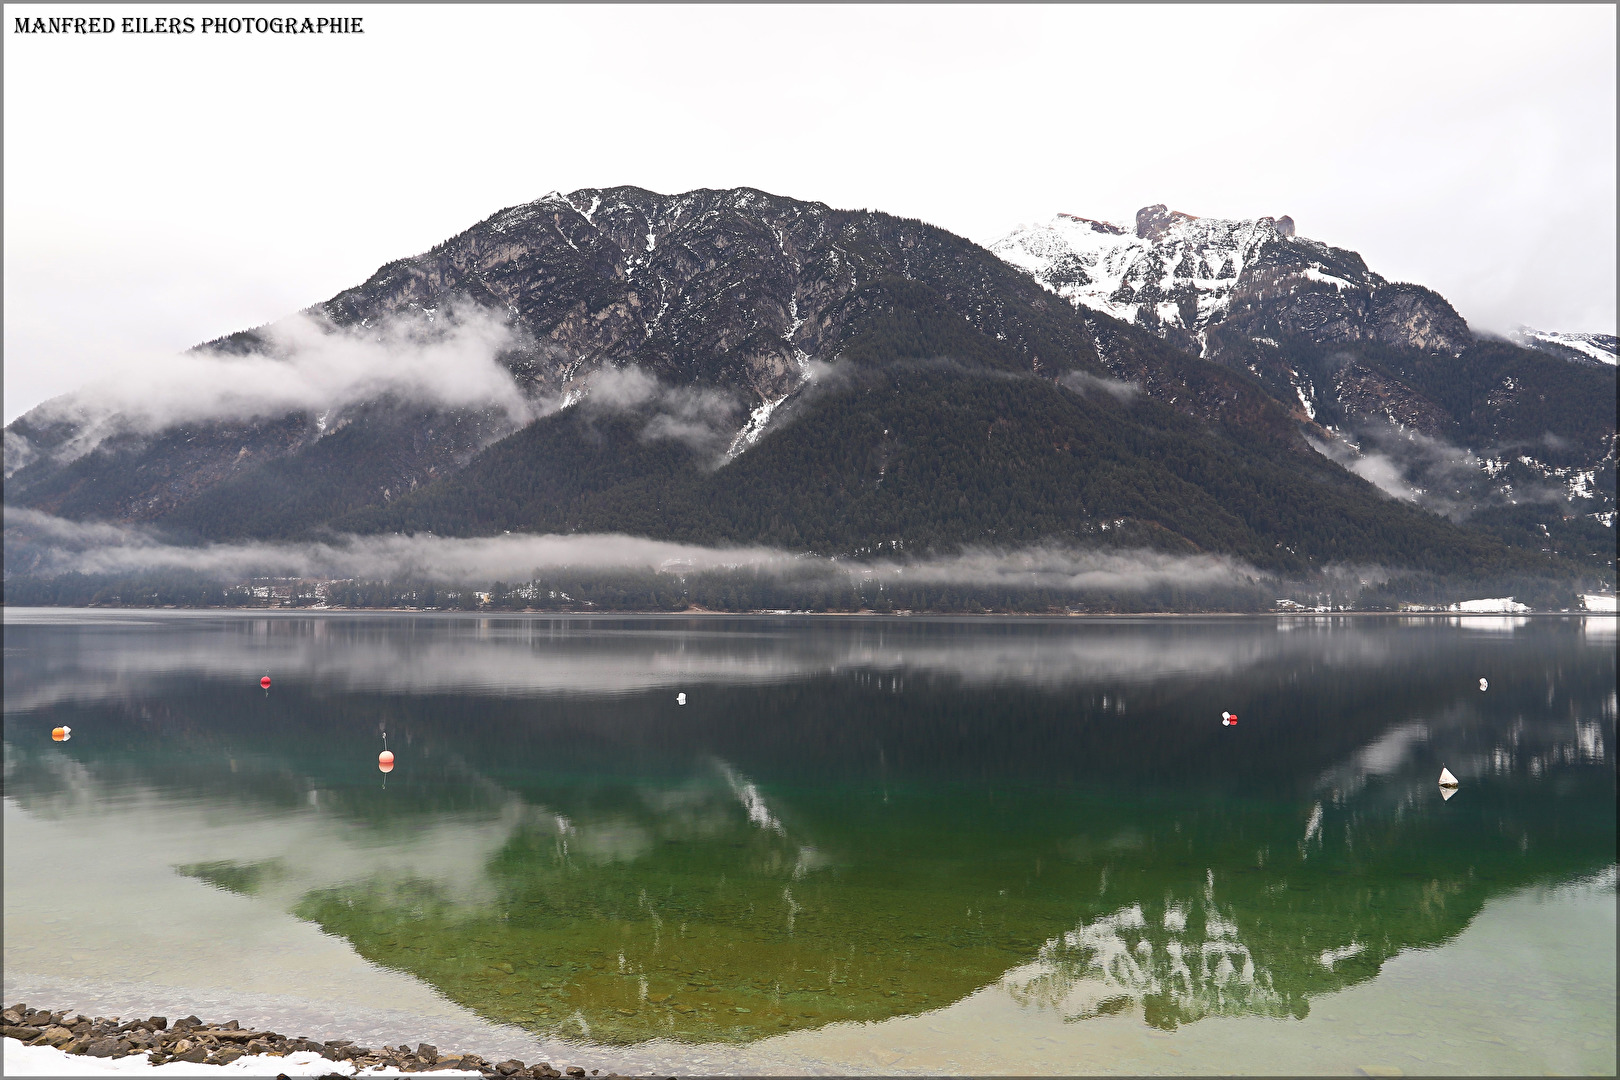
[1221,711,1238,727]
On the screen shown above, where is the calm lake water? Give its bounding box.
[3,610,1615,1075]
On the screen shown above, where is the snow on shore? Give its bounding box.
[2,1038,485,1076]
[1447,598,1531,613]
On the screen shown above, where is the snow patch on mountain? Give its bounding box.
[727,395,785,458]
[1511,327,1617,366]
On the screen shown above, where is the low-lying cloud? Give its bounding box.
[581,365,743,454]
[1308,421,1573,518]
[4,429,39,474]
[5,505,1258,594]
[1059,369,1140,403]
[5,506,788,582]
[852,545,1253,591]
[11,303,535,468]
[1308,431,1423,504]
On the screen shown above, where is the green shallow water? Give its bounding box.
[3,611,1615,1071]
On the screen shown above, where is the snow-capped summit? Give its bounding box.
[1510,327,1617,367]
[987,205,1470,361]
[990,206,1327,353]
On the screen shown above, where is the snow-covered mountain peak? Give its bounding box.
[989,206,1351,337]
[986,205,1480,361]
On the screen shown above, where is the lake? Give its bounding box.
[3,609,1615,1074]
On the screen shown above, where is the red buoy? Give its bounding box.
[379,761,394,774]
[260,676,272,690]
[379,750,394,766]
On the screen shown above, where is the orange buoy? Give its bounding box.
[51,726,69,741]
[260,676,272,689]
[379,750,394,766]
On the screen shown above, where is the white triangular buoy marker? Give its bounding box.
[1441,785,1457,801]
[677,692,686,706]
[1439,766,1459,787]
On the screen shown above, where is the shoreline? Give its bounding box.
[3,603,1615,619]
[2,1005,633,1078]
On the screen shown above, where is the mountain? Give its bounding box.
[1511,327,1617,367]
[6,188,1298,540]
[3,187,1613,593]
[989,205,1471,361]
[989,206,1617,560]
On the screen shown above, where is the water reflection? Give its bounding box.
[3,612,1434,709]
[3,611,1614,1047]
[1005,892,1289,1029]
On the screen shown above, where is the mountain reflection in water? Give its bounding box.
[3,612,1614,1046]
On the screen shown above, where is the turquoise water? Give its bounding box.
[3,611,1615,1073]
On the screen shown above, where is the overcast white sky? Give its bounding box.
[4,3,1615,423]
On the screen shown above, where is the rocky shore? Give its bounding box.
[2,1004,640,1078]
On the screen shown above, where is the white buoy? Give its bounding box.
[1479,678,1488,691]
[1440,786,1458,802]
[676,693,686,706]
[1439,766,1459,788]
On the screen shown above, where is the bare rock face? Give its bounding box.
[1368,285,1471,354]
[1330,359,1452,439]
[1134,203,1199,241]
[1057,212,1126,236]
